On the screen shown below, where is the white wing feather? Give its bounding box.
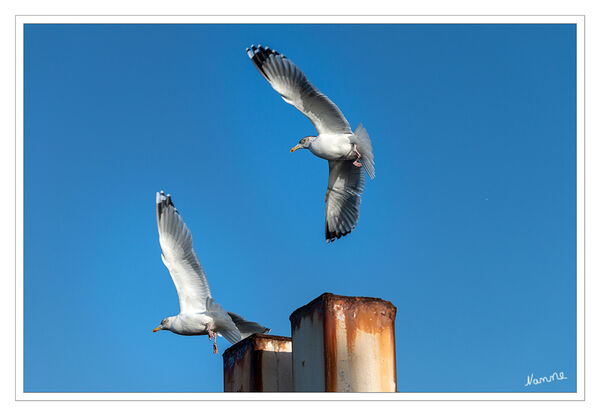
[247,45,352,135]
[156,191,212,313]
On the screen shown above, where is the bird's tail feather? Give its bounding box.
[353,123,375,179]
[228,312,270,339]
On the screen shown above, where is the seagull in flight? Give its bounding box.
[153,191,269,354]
[246,44,375,243]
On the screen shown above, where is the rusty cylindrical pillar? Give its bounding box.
[290,293,397,392]
[223,334,293,392]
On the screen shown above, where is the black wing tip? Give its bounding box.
[246,44,285,80]
[156,190,174,205]
[325,222,353,243]
[156,190,177,218]
[246,44,283,57]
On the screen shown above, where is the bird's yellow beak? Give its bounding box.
[153,326,161,333]
[290,144,301,153]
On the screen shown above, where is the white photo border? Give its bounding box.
[14,14,585,401]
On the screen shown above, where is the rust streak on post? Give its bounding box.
[324,300,337,392]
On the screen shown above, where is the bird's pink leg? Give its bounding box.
[353,144,363,167]
[208,329,218,354]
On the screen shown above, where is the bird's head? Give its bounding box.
[290,136,316,153]
[153,316,175,333]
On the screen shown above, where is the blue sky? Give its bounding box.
[24,24,576,392]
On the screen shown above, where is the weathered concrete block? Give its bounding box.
[290,293,397,392]
[223,334,293,392]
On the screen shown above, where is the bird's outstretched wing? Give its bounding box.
[156,191,212,314]
[325,160,365,243]
[247,44,352,135]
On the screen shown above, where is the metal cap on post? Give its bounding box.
[223,334,293,392]
[290,293,397,392]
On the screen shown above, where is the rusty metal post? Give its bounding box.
[223,334,293,392]
[290,293,397,392]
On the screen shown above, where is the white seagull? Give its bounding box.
[153,191,269,354]
[247,44,375,243]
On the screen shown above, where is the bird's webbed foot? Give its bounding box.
[352,144,363,167]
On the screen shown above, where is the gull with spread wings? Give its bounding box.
[247,44,375,243]
[153,191,269,354]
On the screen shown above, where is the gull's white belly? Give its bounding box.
[309,134,354,161]
[172,313,212,336]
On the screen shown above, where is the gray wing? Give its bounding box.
[206,298,242,344]
[227,312,271,339]
[325,161,365,243]
[156,191,212,314]
[247,44,352,135]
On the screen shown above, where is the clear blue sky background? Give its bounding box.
[24,24,576,393]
